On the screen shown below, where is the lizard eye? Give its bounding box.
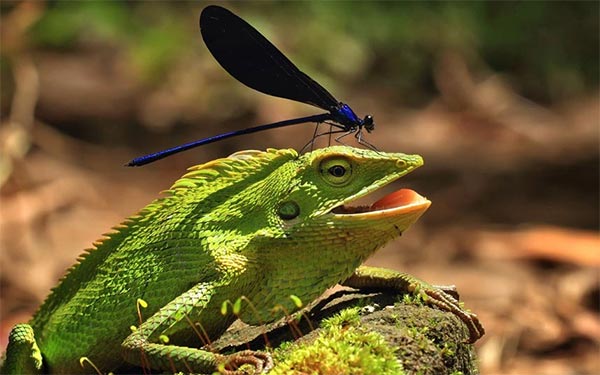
[328,165,346,177]
[319,157,352,186]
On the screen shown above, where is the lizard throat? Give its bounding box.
[330,189,430,216]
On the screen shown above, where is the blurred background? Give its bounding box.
[0,1,598,374]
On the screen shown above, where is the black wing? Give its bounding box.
[200,5,339,110]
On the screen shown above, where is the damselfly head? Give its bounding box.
[363,115,375,132]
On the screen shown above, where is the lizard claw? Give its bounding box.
[432,284,460,300]
[220,350,273,374]
[416,283,485,343]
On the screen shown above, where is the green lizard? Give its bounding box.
[2,146,483,374]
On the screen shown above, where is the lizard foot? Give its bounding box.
[409,281,485,343]
[219,350,273,374]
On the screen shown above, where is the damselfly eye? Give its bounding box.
[363,115,375,132]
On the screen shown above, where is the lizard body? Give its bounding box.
[2,146,483,374]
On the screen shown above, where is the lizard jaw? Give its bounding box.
[330,189,431,218]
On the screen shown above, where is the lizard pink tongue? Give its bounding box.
[370,189,421,210]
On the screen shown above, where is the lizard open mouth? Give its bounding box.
[331,189,431,216]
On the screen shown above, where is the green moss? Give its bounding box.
[271,307,404,375]
[401,292,426,306]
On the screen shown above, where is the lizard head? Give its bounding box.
[277,145,430,243]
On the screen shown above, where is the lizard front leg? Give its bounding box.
[121,282,272,374]
[342,265,485,343]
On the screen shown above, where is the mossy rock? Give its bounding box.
[215,290,479,375]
